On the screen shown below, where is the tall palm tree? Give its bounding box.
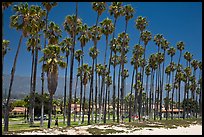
[40,44,66,128]
[138,30,151,121]
[78,23,91,124]
[104,74,112,123]
[88,46,99,124]
[81,64,92,124]
[63,3,82,125]
[120,4,134,123]
[159,38,169,120]
[131,44,144,121]
[110,38,120,122]
[170,62,176,119]
[164,83,172,119]
[198,61,202,116]
[172,41,185,119]
[183,66,192,119]
[107,2,123,122]
[26,5,46,126]
[99,17,114,124]
[41,2,57,127]
[74,49,83,122]
[4,3,31,132]
[183,51,193,118]
[145,64,151,116]
[117,32,130,122]
[148,54,157,119]
[91,2,106,123]
[153,34,164,120]
[175,64,184,118]
[59,37,72,124]
[88,25,102,123]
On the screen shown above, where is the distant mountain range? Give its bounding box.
[3,74,185,101]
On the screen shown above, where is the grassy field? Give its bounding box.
[2,115,202,135]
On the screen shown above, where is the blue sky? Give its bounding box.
[3,2,202,85]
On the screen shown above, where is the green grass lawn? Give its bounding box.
[2,115,202,135]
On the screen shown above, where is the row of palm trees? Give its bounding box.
[2,2,202,133]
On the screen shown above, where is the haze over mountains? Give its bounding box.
[3,74,185,101]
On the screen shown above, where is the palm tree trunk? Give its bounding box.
[88,58,94,125]
[79,46,84,124]
[63,56,68,124]
[129,69,135,122]
[104,84,108,123]
[149,69,155,119]
[117,64,121,123]
[4,35,23,132]
[154,69,158,120]
[171,71,175,119]
[178,81,181,118]
[30,45,39,126]
[134,68,138,117]
[67,2,78,126]
[113,63,116,122]
[48,94,53,128]
[82,84,86,124]
[74,63,79,122]
[29,48,34,126]
[40,10,49,128]
[145,75,149,116]
[94,12,100,124]
[108,86,110,121]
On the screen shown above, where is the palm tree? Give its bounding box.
[145,65,151,116]
[135,16,148,44]
[172,41,185,119]
[153,34,164,120]
[198,61,202,116]
[104,74,112,123]
[120,5,134,123]
[175,64,184,118]
[170,62,176,119]
[81,64,92,124]
[99,17,114,123]
[183,66,192,119]
[138,30,151,121]
[117,32,130,122]
[77,23,91,124]
[149,56,158,120]
[110,38,120,122]
[159,38,169,120]
[41,2,57,127]
[107,2,123,122]
[4,3,31,132]
[40,44,66,128]
[183,51,193,118]
[74,49,83,122]
[26,5,46,126]
[91,2,106,123]
[63,3,82,125]
[165,83,172,119]
[88,46,99,124]
[59,37,72,124]
[131,44,144,121]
